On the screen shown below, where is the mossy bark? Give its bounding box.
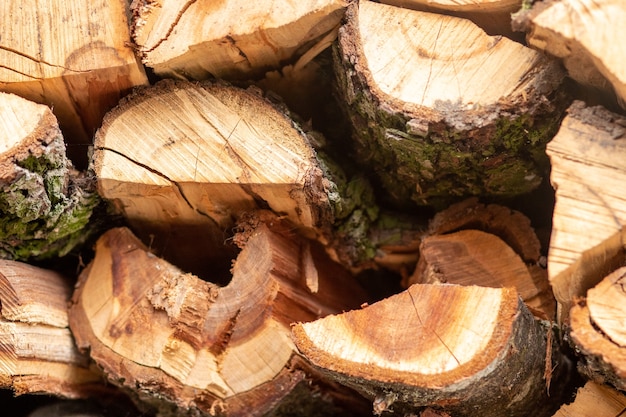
[0,94,99,261]
[333,2,569,210]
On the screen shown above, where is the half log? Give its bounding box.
[93,79,379,274]
[293,283,565,416]
[334,0,566,209]
[69,218,368,417]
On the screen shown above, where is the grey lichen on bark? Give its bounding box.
[0,93,100,261]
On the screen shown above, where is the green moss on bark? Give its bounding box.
[0,140,100,261]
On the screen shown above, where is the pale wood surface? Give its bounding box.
[552,381,626,417]
[587,267,626,348]
[0,260,103,398]
[0,0,148,161]
[527,0,626,109]
[379,0,523,37]
[408,198,554,319]
[132,0,346,80]
[546,101,626,322]
[293,283,560,416]
[93,80,335,276]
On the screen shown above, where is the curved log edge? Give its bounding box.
[293,283,569,417]
[69,218,368,416]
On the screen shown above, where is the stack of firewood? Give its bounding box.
[1,0,626,416]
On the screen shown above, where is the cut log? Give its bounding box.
[0,92,99,261]
[68,220,369,417]
[569,267,626,391]
[545,101,626,323]
[131,0,346,81]
[408,198,555,320]
[552,381,626,417]
[293,283,566,417]
[379,0,524,39]
[0,0,148,165]
[93,79,380,274]
[0,260,105,398]
[334,0,566,209]
[523,0,626,110]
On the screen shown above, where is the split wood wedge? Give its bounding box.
[524,0,626,110]
[131,0,346,81]
[69,220,368,417]
[0,260,105,398]
[293,283,566,417]
[545,101,626,323]
[93,79,379,274]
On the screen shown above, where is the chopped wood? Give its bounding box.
[569,267,626,391]
[0,0,148,164]
[0,92,99,261]
[293,283,564,416]
[0,260,105,398]
[379,0,524,39]
[524,0,626,110]
[93,79,381,273]
[131,0,346,81]
[408,198,555,320]
[68,221,368,417]
[552,381,626,417]
[334,0,566,209]
[545,101,626,323]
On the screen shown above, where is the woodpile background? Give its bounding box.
[1,0,626,416]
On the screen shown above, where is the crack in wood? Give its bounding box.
[0,44,91,74]
[407,288,461,367]
[96,146,214,223]
[139,0,198,54]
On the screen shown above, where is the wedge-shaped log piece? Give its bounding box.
[552,381,626,417]
[94,79,378,274]
[408,198,555,320]
[0,260,104,398]
[525,0,626,110]
[0,0,148,163]
[293,284,563,417]
[379,0,523,38]
[0,92,99,261]
[546,101,626,322]
[334,1,566,208]
[569,267,626,391]
[131,0,346,80]
[69,224,367,416]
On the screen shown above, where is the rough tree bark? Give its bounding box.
[333,0,567,209]
[0,92,99,261]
